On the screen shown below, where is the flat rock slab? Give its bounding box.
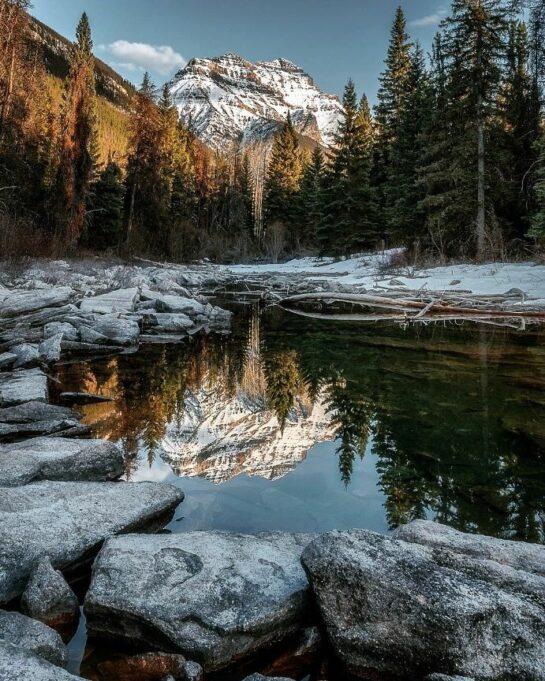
[302,527,545,680]
[0,287,73,318]
[79,288,139,314]
[85,531,315,671]
[0,643,82,680]
[0,480,184,604]
[0,609,67,667]
[79,316,140,346]
[0,368,48,406]
[0,436,124,486]
[0,353,16,370]
[0,401,83,442]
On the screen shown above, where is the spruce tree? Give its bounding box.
[319,81,376,257]
[530,132,545,241]
[86,160,124,250]
[374,6,413,241]
[298,146,325,249]
[263,113,302,245]
[53,12,97,249]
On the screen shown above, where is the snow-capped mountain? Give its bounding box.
[160,383,337,484]
[167,53,343,151]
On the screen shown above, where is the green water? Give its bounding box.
[53,303,545,543]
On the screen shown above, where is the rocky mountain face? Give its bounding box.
[161,383,337,484]
[168,53,343,151]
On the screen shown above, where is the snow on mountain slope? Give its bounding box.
[167,53,343,150]
[161,383,337,484]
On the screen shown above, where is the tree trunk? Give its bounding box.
[476,98,486,261]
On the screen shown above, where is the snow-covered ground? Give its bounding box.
[224,251,545,306]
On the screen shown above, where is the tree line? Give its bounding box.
[263,0,545,262]
[1,0,545,263]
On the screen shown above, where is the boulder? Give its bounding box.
[0,609,67,668]
[0,437,122,486]
[85,532,315,671]
[0,368,48,406]
[242,676,294,681]
[425,676,475,681]
[147,313,194,333]
[144,292,205,316]
[0,287,73,318]
[0,402,85,442]
[301,528,545,680]
[38,333,63,364]
[43,321,78,342]
[21,557,79,638]
[79,288,139,314]
[79,316,140,346]
[0,480,184,603]
[11,343,40,368]
[0,642,82,680]
[393,519,545,577]
[0,353,16,370]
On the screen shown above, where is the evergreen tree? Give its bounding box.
[498,21,541,240]
[263,113,302,244]
[530,132,545,240]
[387,43,433,249]
[53,12,97,248]
[374,6,413,240]
[86,160,124,250]
[298,146,325,248]
[264,349,302,434]
[319,81,376,257]
[419,1,510,260]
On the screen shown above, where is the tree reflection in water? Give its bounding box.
[53,303,545,542]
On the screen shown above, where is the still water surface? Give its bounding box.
[53,303,545,543]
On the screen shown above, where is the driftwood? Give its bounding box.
[278,290,545,324]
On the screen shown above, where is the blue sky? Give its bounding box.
[32,0,448,103]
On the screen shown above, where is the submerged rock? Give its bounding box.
[0,402,84,442]
[301,527,545,680]
[60,392,113,405]
[79,288,139,314]
[21,557,79,637]
[0,642,82,680]
[0,480,183,603]
[0,437,122,486]
[97,652,203,681]
[0,368,48,406]
[85,531,315,671]
[0,609,67,668]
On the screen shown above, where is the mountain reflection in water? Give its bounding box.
[53,304,545,542]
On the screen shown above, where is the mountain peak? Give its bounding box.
[168,53,343,151]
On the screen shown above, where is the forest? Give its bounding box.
[1,0,545,264]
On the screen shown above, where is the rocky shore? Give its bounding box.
[1,258,545,681]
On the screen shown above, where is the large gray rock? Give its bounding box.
[301,528,545,680]
[43,321,78,342]
[38,334,63,364]
[425,676,475,681]
[11,343,40,368]
[21,558,79,637]
[0,480,184,604]
[0,401,84,442]
[0,609,67,667]
[0,287,73,317]
[0,368,48,406]
[393,519,545,577]
[0,353,16,370]
[79,288,139,314]
[85,531,315,671]
[0,437,122,486]
[79,316,140,346]
[146,292,205,316]
[243,676,294,681]
[147,312,194,332]
[0,642,82,680]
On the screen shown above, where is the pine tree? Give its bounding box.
[86,160,124,250]
[319,81,376,257]
[53,12,97,249]
[387,43,433,249]
[419,1,510,260]
[498,21,541,240]
[298,146,325,248]
[530,132,545,240]
[374,6,413,240]
[263,113,302,246]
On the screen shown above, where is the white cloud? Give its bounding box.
[410,10,447,28]
[102,40,185,75]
